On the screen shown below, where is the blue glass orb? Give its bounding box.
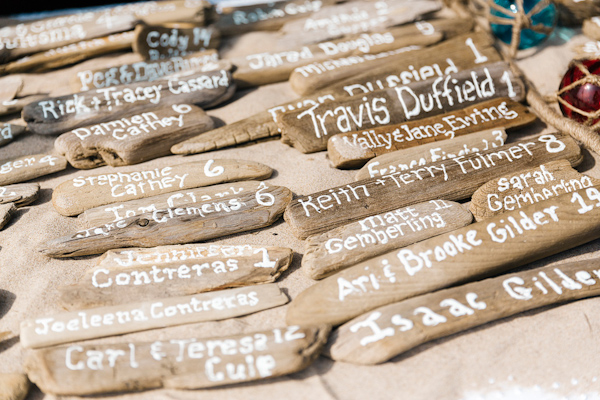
[490,0,557,49]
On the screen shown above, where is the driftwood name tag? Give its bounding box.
[355,129,507,179]
[0,203,16,230]
[469,159,600,221]
[40,184,292,257]
[59,244,293,309]
[51,159,272,216]
[0,153,67,185]
[79,180,266,227]
[0,182,39,207]
[302,199,472,280]
[71,49,220,91]
[21,283,288,349]
[23,69,235,136]
[330,97,535,169]
[25,325,330,395]
[286,186,600,327]
[328,258,600,364]
[284,133,581,239]
[54,104,215,169]
[133,23,220,61]
[0,123,26,148]
[279,61,525,153]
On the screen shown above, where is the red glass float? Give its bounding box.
[558,59,600,126]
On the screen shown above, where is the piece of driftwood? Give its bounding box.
[0,182,39,207]
[59,244,293,309]
[289,25,496,96]
[330,97,535,169]
[284,133,582,239]
[170,18,477,155]
[0,123,26,148]
[327,258,600,364]
[0,153,67,186]
[278,0,442,46]
[583,17,600,40]
[79,180,267,227]
[278,61,525,154]
[354,129,507,179]
[213,0,334,36]
[21,283,288,349]
[22,69,235,136]
[286,186,600,326]
[0,203,16,230]
[51,159,272,216]
[554,0,600,26]
[40,184,292,257]
[469,159,600,221]
[24,325,330,395]
[0,373,30,400]
[132,23,220,61]
[302,199,472,280]
[70,49,220,91]
[54,104,215,169]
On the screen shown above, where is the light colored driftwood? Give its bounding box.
[278,61,525,154]
[132,23,220,61]
[40,184,292,257]
[0,95,47,118]
[0,153,67,185]
[0,123,26,148]
[59,244,293,309]
[25,325,330,395]
[302,199,472,280]
[0,203,16,230]
[287,186,600,327]
[583,17,600,40]
[328,258,600,364]
[51,159,272,216]
[329,97,535,169]
[0,183,39,207]
[0,373,30,400]
[469,160,600,221]
[54,104,215,169]
[22,69,235,136]
[284,133,582,239]
[70,49,220,91]
[79,180,266,227]
[354,129,507,179]
[21,283,288,349]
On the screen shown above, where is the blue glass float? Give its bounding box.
[490,0,557,49]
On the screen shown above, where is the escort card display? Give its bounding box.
[469,159,600,221]
[54,104,215,169]
[284,133,581,239]
[58,244,293,309]
[25,325,331,395]
[22,69,235,136]
[21,283,288,348]
[302,200,473,280]
[51,159,273,216]
[327,258,600,364]
[0,153,67,185]
[286,187,600,327]
[329,98,536,169]
[40,183,292,257]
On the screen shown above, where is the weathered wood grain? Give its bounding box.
[51,159,272,216]
[328,258,600,364]
[0,183,39,207]
[354,129,507,179]
[79,180,267,227]
[329,97,535,169]
[58,244,293,309]
[302,199,472,280]
[279,61,525,154]
[469,160,600,221]
[0,153,67,185]
[24,325,330,395]
[286,186,600,327]
[0,373,30,400]
[54,104,215,169]
[0,203,16,230]
[23,69,235,136]
[0,123,26,148]
[284,133,582,239]
[40,184,292,257]
[21,283,288,349]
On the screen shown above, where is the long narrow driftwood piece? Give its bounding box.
[0,153,67,185]
[0,183,39,207]
[132,23,220,60]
